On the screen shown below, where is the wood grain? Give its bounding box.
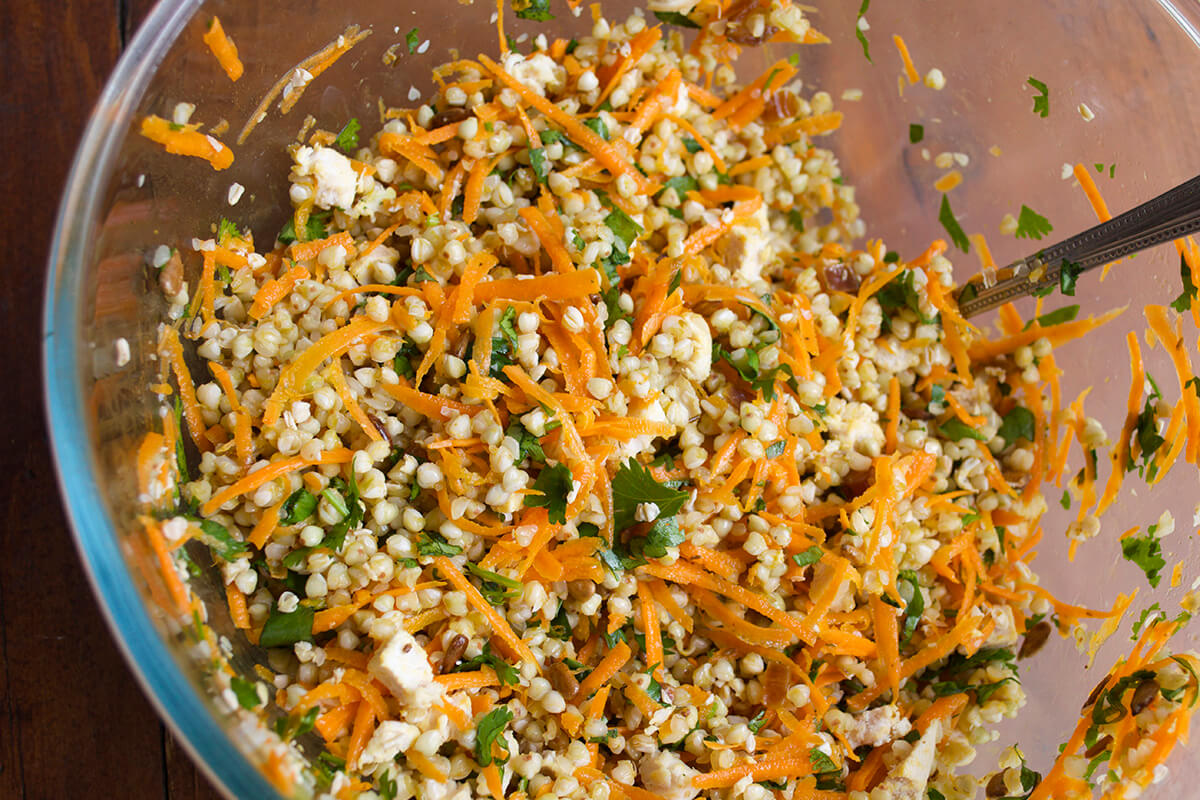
[0,0,221,797]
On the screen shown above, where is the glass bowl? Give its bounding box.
[43,0,1200,797]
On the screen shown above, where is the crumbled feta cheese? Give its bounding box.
[369,629,444,705]
[825,705,912,749]
[357,720,420,769]
[293,145,359,210]
[114,337,130,367]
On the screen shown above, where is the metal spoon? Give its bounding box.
[955,173,1200,318]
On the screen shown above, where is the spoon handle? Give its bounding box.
[955,173,1200,318]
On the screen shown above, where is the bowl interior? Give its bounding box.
[45,0,1200,796]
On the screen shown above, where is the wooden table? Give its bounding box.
[1,2,222,797]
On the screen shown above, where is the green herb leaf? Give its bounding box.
[939,418,988,442]
[855,0,872,62]
[1014,205,1053,240]
[259,604,315,649]
[654,10,700,28]
[455,643,520,685]
[809,747,839,774]
[379,770,398,800]
[406,28,420,54]
[997,406,1035,445]
[604,208,643,262]
[748,710,768,733]
[1026,304,1079,329]
[466,561,522,605]
[524,462,574,524]
[196,519,248,560]
[506,421,547,464]
[909,123,924,144]
[661,175,699,199]
[682,137,702,154]
[529,147,550,184]
[1058,259,1083,297]
[786,209,805,231]
[1131,603,1163,640]
[217,218,240,242]
[514,0,554,20]
[334,118,361,153]
[280,488,318,526]
[418,531,463,557]
[612,459,689,533]
[898,570,925,647]
[938,194,970,253]
[584,116,610,141]
[230,676,261,709]
[278,211,329,244]
[792,546,823,568]
[765,440,786,459]
[1028,76,1050,117]
[476,707,514,766]
[1170,254,1197,313]
[1122,531,1166,588]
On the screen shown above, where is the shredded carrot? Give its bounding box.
[201,448,351,516]
[434,668,501,691]
[692,755,814,789]
[573,639,632,704]
[434,556,539,667]
[249,264,309,320]
[202,17,244,82]
[519,206,575,273]
[140,116,234,170]
[160,327,212,451]
[893,34,919,84]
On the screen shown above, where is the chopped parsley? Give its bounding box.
[1026,304,1079,329]
[217,217,240,242]
[1059,259,1083,296]
[333,118,361,153]
[996,405,1035,445]
[280,488,318,526]
[653,10,700,28]
[529,147,550,184]
[278,211,329,244]
[938,194,970,253]
[682,137,702,154]
[454,643,520,685]
[417,531,463,557]
[1121,530,1166,588]
[938,418,988,442]
[406,28,420,54]
[855,0,872,61]
[584,116,610,141]
[897,570,925,647]
[792,546,823,568]
[1027,76,1050,117]
[1014,204,1053,240]
[524,462,573,524]
[195,519,248,561]
[506,420,547,463]
[466,562,522,605]
[612,459,689,532]
[1170,253,1197,313]
[809,747,839,774]
[909,123,924,144]
[229,676,261,710]
[475,707,514,766]
[259,604,315,649]
[513,0,554,20]
[274,705,319,740]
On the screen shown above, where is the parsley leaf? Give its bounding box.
[809,747,839,774]
[1059,259,1083,297]
[417,531,463,557]
[584,116,609,141]
[513,0,554,20]
[765,440,786,459]
[939,418,988,442]
[604,207,643,263]
[378,771,398,800]
[524,462,573,524]
[406,28,420,54]
[334,118,361,153]
[875,269,932,323]
[1026,304,1079,329]
[278,211,329,244]
[682,137,702,154]
[653,10,700,28]
[455,643,520,685]
[259,604,315,649]
[466,562,522,605]
[660,175,699,199]
[898,570,925,647]
[476,707,514,766]
[1014,205,1053,240]
[506,420,547,463]
[1028,76,1050,117]
[997,406,1035,445]
[1170,254,1197,313]
[909,123,924,144]
[280,488,318,526]
[938,194,970,253]
[612,459,689,533]
[230,676,261,709]
[792,546,823,568]
[748,710,768,733]
[196,519,248,561]
[855,0,872,62]
[529,148,550,184]
[217,218,240,242]
[1121,532,1166,588]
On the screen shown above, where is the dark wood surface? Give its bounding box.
[0,2,223,797]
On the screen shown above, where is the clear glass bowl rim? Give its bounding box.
[41,0,281,796]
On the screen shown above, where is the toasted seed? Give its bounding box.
[548,660,579,698]
[430,107,470,129]
[1019,620,1052,660]
[1130,678,1159,716]
[1083,675,1110,711]
[440,633,468,673]
[159,250,184,297]
[568,580,595,600]
[1084,734,1113,759]
[986,771,1008,797]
